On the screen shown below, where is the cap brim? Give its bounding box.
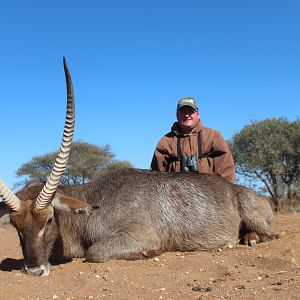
[177,103,198,111]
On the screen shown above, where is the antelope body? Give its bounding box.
[0,59,276,276]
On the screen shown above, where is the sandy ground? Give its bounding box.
[0,212,299,300]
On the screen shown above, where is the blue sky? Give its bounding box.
[1,0,299,189]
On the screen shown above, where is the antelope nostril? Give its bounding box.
[20,265,27,274]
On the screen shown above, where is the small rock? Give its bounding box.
[192,285,203,292]
[191,285,212,292]
[236,284,246,290]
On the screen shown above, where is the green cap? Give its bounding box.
[177,97,198,111]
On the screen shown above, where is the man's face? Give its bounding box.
[176,106,199,133]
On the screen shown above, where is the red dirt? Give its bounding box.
[0,212,299,300]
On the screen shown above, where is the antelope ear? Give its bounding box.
[0,202,10,217]
[52,193,98,215]
[0,202,10,224]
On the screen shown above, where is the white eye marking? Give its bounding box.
[37,216,53,238]
[38,227,45,237]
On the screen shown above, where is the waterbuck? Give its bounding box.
[0,59,277,276]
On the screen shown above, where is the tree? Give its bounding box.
[16,140,134,187]
[229,118,300,208]
[101,160,134,174]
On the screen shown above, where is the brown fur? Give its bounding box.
[7,169,277,276]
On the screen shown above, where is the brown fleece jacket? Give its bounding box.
[150,120,236,183]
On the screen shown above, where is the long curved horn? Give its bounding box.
[0,179,21,211]
[35,57,75,210]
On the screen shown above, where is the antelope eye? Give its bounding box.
[46,218,53,226]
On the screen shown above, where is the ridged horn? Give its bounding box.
[35,57,75,210]
[0,178,21,211]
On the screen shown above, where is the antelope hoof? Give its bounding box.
[243,232,259,247]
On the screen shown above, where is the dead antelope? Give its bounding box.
[0,59,277,276]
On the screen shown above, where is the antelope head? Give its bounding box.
[0,58,75,276]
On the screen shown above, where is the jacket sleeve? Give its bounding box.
[212,132,236,183]
[150,137,172,171]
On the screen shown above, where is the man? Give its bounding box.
[150,97,236,183]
